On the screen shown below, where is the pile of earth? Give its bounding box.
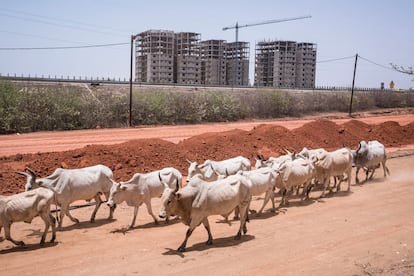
[1,119,413,195]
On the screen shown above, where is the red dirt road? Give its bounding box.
[1,113,413,156]
[1,111,414,275]
[1,156,414,276]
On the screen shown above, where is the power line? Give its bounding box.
[0,7,129,35]
[317,55,355,63]
[0,11,125,38]
[0,29,93,45]
[358,55,395,71]
[0,42,129,50]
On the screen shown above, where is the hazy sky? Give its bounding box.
[1,0,413,89]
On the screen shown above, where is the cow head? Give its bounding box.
[254,154,266,169]
[107,182,127,207]
[356,141,368,155]
[17,167,43,191]
[186,160,199,183]
[159,179,180,219]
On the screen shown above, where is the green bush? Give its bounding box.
[1,80,413,134]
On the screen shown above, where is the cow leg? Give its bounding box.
[365,168,370,182]
[279,188,287,207]
[144,199,159,225]
[90,194,103,223]
[233,206,240,220]
[108,204,116,220]
[355,167,361,184]
[383,160,390,177]
[39,211,51,244]
[62,204,79,226]
[320,178,328,198]
[177,227,194,252]
[236,201,249,240]
[303,182,313,200]
[4,223,24,246]
[129,206,140,229]
[49,213,56,243]
[346,170,352,192]
[270,189,276,211]
[257,190,272,214]
[202,218,213,246]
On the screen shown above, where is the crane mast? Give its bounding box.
[222,15,311,86]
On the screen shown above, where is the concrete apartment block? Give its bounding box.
[296,42,317,88]
[200,40,227,86]
[225,41,250,86]
[175,32,201,85]
[255,40,317,88]
[135,29,251,87]
[135,30,176,84]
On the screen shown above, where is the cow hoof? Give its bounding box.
[205,239,213,246]
[177,246,186,252]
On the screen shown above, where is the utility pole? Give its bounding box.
[129,34,137,127]
[223,15,311,87]
[349,53,358,116]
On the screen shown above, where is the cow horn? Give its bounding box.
[174,178,179,192]
[186,158,192,164]
[158,172,169,189]
[356,141,362,153]
[16,171,30,178]
[284,148,292,155]
[25,167,37,178]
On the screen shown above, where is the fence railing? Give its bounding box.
[0,73,407,92]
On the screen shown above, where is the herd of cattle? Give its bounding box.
[0,140,389,252]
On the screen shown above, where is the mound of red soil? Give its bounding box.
[1,119,413,195]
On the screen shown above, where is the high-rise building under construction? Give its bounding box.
[136,30,249,86]
[254,40,316,88]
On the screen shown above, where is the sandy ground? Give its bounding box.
[1,113,414,275]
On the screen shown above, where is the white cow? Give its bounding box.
[353,140,390,184]
[19,165,115,228]
[159,173,251,252]
[277,156,315,206]
[311,148,353,197]
[254,151,294,170]
[0,187,56,245]
[239,167,278,214]
[107,167,182,229]
[186,156,251,183]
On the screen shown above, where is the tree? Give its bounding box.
[390,63,413,76]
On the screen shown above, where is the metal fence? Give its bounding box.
[0,73,406,92]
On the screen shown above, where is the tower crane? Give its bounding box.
[222,15,312,86]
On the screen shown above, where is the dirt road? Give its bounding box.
[1,112,414,275]
[1,113,414,156]
[1,155,414,275]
